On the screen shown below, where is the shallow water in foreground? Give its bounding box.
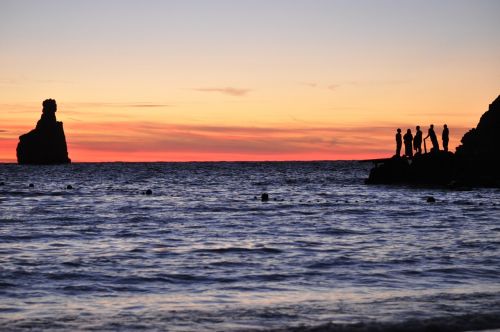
[0,161,499,331]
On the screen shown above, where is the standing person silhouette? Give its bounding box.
[413,125,422,155]
[403,129,413,158]
[442,124,449,152]
[424,124,439,152]
[395,128,402,157]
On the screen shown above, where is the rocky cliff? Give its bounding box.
[454,95,500,186]
[366,95,500,187]
[17,99,71,164]
[456,95,500,160]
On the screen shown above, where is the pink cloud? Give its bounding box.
[65,121,399,160]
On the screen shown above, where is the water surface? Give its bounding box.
[1,162,499,331]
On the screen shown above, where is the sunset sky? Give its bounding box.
[1,0,499,162]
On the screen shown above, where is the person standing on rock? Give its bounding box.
[442,124,449,152]
[424,124,439,152]
[395,128,402,157]
[403,129,413,158]
[413,125,423,155]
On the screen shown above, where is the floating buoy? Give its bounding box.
[66,185,73,189]
[145,189,153,195]
[426,196,436,203]
[28,183,34,188]
[0,181,4,186]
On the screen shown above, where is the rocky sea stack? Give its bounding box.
[366,95,500,187]
[17,99,71,164]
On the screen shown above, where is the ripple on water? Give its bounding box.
[0,162,499,330]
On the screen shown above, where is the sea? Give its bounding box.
[0,161,499,331]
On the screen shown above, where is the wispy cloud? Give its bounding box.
[0,103,37,113]
[35,79,74,84]
[194,87,252,96]
[0,79,21,85]
[297,82,338,90]
[328,106,363,111]
[67,102,171,108]
[328,79,410,90]
[406,111,473,118]
[0,78,73,86]
[300,82,319,88]
[129,104,168,108]
[0,102,172,115]
[298,80,407,92]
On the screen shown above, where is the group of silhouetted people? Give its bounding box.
[395,124,449,158]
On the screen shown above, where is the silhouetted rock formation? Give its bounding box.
[366,151,455,186]
[366,95,500,187]
[456,95,500,159]
[454,95,500,186]
[17,99,71,164]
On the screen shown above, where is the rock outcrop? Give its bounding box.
[365,151,456,186]
[366,95,500,187]
[456,95,500,159]
[454,95,500,186]
[17,99,71,164]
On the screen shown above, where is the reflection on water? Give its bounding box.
[0,162,499,331]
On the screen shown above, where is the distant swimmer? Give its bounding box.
[414,125,423,155]
[424,124,439,152]
[395,128,402,157]
[442,124,449,152]
[403,129,413,158]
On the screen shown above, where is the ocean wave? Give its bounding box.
[316,227,364,236]
[192,247,283,255]
[275,312,500,332]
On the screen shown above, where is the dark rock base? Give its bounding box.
[17,122,71,164]
[366,152,500,188]
[366,152,455,186]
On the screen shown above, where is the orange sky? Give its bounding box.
[1,1,499,162]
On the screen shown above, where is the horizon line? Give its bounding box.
[0,158,374,164]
